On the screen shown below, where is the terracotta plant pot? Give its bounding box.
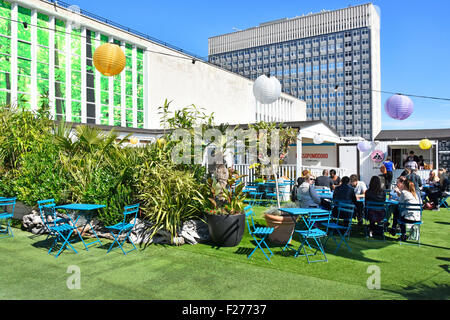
[264,213,296,244]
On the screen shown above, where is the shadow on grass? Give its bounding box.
[385,282,450,300]
[234,225,391,263]
[434,221,450,226]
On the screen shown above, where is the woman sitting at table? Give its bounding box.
[426,170,440,186]
[330,169,341,187]
[427,169,450,211]
[297,174,321,208]
[390,178,421,241]
[364,176,386,238]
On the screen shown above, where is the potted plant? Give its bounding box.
[202,166,247,247]
[264,203,298,244]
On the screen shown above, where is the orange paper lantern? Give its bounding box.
[93,43,126,77]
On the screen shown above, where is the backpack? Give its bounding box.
[291,184,298,203]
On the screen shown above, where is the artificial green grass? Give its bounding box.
[0,207,449,300]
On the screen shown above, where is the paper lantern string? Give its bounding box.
[2,15,450,102]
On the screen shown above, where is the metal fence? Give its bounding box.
[44,0,207,61]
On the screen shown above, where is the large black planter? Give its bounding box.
[206,213,245,247]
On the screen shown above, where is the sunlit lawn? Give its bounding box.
[0,206,449,300]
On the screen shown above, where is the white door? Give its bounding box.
[339,145,358,175]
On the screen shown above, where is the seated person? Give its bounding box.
[427,170,450,210]
[330,169,341,187]
[426,170,440,186]
[296,169,311,186]
[350,174,367,225]
[315,169,334,191]
[364,176,386,237]
[390,178,421,241]
[297,174,321,208]
[332,176,357,220]
[406,168,423,201]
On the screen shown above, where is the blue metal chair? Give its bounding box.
[244,205,274,261]
[397,203,423,246]
[364,201,389,241]
[0,197,16,239]
[105,204,140,255]
[322,201,355,254]
[439,194,450,210]
[283,209,331,263]
[39,203,79,258]
[37,199,71,242]
[315,187,331,195]
[243,185,258,205]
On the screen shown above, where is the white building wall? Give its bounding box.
[369,5,382,139]
[15,0,307,131]
[209,4,377,55]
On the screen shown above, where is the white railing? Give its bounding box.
[233,164,354,184]
[301,166,354,180]
[234,164,297,184]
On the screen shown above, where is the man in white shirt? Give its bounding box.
[350,174,367,226]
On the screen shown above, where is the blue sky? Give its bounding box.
[73,0,450,130]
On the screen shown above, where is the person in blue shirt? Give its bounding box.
[383,157,395,190]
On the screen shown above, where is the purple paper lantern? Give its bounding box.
[385,94,414,120]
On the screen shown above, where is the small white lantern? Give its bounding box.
[357,141,372,153]
[313,134,324,145]
[253,75,282,105]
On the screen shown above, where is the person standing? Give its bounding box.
[404,151,420,168]
[382,157,395,190]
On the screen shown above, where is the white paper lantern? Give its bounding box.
[357,141,372,153]
[253,75,282,105]
[313,134,324,145]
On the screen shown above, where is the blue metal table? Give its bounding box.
[279,207,330,229]
[55,204,106,250]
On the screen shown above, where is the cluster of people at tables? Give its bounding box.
[294,166,449,241]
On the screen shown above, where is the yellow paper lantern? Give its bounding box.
[419,139,432,150]
[157,138,166,148]
[93,43,126,77]
[130,137,139,145]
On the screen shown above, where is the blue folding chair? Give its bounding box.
[397,203,423,246]
[0,197,16,239]
[439,194,450,210]
[105,204,140,255]
[283,209,331,263]
[244,205,274,261]
[364,201,389,241]
[322,202,355,254]
[39,203,79,258]
[243,185,257,204]
[37,199,71,242]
